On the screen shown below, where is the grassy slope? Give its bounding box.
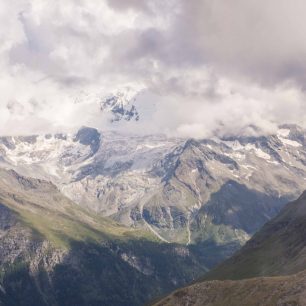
[154,271,306,306]
[153,191,306,306]
[0,168,157,249]
[0,169,208,306]
[203,190,306,281]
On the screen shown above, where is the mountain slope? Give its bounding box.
[1,124,306,269]
[0,168,207,306]
[204,190,306,281]
[154,191,306,305]
[154,271,306,306]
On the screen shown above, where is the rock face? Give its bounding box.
[0,168,207,306]
[154,190,306,306]
[1,124,306,265]
[100,92,140,122]
[73,126,101,156]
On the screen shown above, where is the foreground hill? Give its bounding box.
[0,168,206,306]
[154,271,306,306]
[154,191,306,305]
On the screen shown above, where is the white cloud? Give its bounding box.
[0,0,306,137]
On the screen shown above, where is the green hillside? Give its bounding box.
[0,169,206,306]
[204,191,306,281]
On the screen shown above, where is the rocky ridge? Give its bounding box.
[1,124,306,267]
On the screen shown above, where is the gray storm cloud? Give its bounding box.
[0,0,306,136]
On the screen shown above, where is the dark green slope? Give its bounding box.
[153,191,306,306]
[0,169,206,306]
[203,190,306,281]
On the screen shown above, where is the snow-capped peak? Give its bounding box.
[100,88,140,122]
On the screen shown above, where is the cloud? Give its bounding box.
[174,0,306,87]
[0,0,306,137]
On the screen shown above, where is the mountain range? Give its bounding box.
[1,123,306,304]
[1,125,306,256]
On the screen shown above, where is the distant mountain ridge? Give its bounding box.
[2,125,306,304]
[74,88,142,123]
[1,124,306,270]
[100,91,140,122]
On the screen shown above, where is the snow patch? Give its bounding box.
[254,148,271,160]
[224,140,244,151]
[136,143,165,150]
[278,136,301,147]
[277,129,290,137]
[245,144,271,160]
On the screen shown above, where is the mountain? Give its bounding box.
[1,124,306,269]
[203,189,306,280]
[100,91,140,122]
[153,271,306,306]
[154,190,306,305]
[0,168,207,306]
[2,125,306,304]
[75,88,141,122]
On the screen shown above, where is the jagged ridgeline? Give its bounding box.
[1,125,306,258]
[1,124,306,304]
[0,169,206,306]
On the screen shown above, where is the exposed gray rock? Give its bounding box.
[1,125,306,250]
[73,126,101,156]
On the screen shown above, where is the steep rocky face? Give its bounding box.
[0,169,208,306]
[73,126,101,156]
[100,92,140,122]
[1,125,306,262]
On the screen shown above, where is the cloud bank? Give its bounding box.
[1,0,306,137]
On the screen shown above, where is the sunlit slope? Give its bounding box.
[0,168,206,306]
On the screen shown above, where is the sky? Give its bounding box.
[1,0,306,137]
